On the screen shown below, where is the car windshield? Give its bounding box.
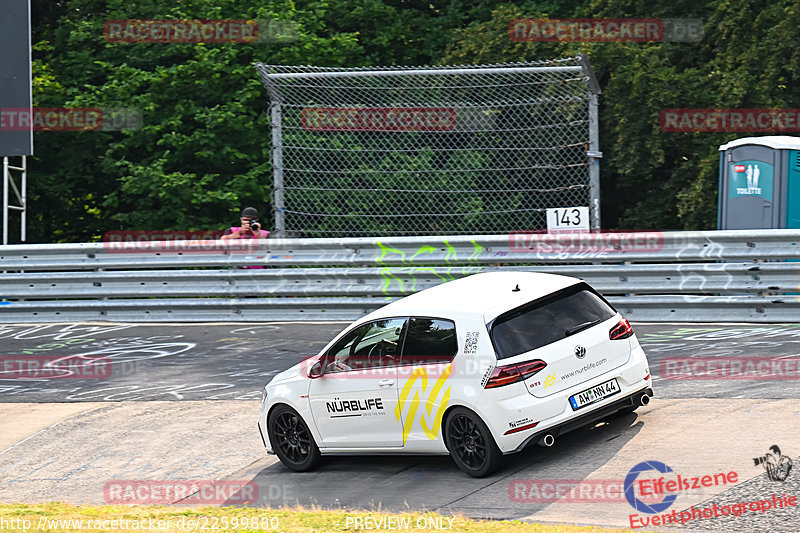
[490,283,616,359]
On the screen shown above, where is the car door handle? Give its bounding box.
[378,380,395,387]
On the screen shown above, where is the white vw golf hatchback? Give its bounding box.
[258,272,652,477]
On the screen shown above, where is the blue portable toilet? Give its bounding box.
[718,136,800,229]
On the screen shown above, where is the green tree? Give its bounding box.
[25,0,800,241]
[28,0,362,242]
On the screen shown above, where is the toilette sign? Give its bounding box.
[730,161,773,199]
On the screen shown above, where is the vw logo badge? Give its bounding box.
[575,345,586,359]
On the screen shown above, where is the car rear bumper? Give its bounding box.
[481,343,652,453]
[510,385,653,453]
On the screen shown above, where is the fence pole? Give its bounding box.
[21,155,26,242]
[588,92,601,229]
[3,157,8,245]
[271,103,285,237]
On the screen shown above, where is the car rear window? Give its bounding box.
[490,283,616,359]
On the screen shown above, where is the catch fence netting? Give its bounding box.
[255,57,599,237]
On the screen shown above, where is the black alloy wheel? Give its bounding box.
[445,407,502,477]
[268,405,321,472]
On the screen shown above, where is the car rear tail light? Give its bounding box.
[484,365,521,389]
[515,360,547,379]
[484,359,546,388]
[609,318,633,340]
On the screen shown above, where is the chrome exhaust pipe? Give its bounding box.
[537,434,555,447]
[640,393,650,406]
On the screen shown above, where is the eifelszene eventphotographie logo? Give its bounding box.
[624,460,746,529]
[625,460,678,514]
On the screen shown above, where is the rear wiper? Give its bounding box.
[565,319,601,337]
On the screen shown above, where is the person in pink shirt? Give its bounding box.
[220,207,270,240]
[220,207,270,269]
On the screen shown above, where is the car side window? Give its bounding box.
[324,318,406,373]
[400,317,457,366]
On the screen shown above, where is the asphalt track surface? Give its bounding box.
[1,322,799,532]
[3,322,800,402]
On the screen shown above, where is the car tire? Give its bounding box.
[267,405,321,472]
[445,407,502,478]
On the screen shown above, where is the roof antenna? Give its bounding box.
[512,284,520,292]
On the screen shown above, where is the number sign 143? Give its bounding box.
[546,207,589,232]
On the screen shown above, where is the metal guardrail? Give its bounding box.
[2,229,800,266]
[1,229,799,323]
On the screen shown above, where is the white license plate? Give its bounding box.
[569,378,620,410]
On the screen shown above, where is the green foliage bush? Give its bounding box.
[23,0,800,242]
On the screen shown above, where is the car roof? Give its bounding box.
[363,271,582,324]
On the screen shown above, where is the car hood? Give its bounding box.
[268,361,307,385]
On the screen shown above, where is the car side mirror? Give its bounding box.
[308,360,324,379]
